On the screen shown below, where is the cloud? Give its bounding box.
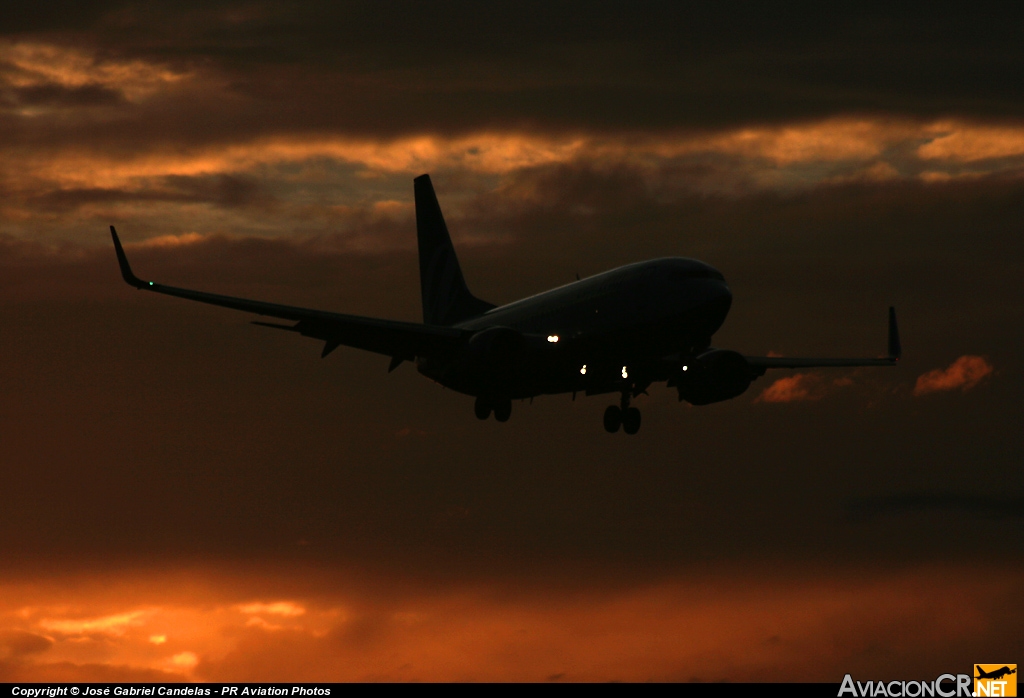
[236,602,306,617]
[1,565,1022,682]
[913,355,993,396]
[0,630,53,659]
[756,374,824,403]
[0,40,189,107]
[37,610,147,637]
[846,493,1024,522]
[918,123,1024,163]
[169,651,198,671]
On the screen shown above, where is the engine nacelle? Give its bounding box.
[430,326,557,397]
[672,349,752,405]
[464,326,525,369]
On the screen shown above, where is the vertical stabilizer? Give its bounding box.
[415,174,495,325]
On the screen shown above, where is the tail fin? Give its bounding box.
[414,174,495,325]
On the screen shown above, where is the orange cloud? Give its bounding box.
[704,118,903,165]
[913,355,993,396]
[236,602,306,617]
[10,117,1024,195]
[756,373,824,403]
[0,40,190,105]
[1,565,1019,682]
[130,232,207,249]
[37,610,147,637]
[918,122,1024,162]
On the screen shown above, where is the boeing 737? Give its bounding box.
[110,174,900,433]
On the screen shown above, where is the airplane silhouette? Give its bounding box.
[110,174,900,433]
[976,666,1017,681]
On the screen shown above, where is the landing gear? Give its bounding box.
[475,396,512,422]
[474,396,492,420]
[622,407,641,434]
[605,392,641,434]
[603,405,622,433]
[493,398,512,422]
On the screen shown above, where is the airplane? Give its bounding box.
[110,173,900,434]
[976,666,1016,681]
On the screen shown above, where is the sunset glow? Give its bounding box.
[1,565,1017,682]
[1,4,1020,685]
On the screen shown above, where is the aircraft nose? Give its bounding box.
[718,280,732,304]
[711,280,732,316]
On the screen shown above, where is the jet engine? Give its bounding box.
[464,326,524,369]
[671,349,753,405]
[448,325,565,395]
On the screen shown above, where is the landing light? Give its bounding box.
[580,364,587,375]
[547,335,559,343]
[621,366,628,379]
[682,365,688,371]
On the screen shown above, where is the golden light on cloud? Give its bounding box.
[236,602,306,617]
[4,41,1024,247]
[705,119,899,165]
[756,373,823,403]
[170,652,198,670]
[127,232,208,249]
[37,610,147,637]
[913,355,993,396]
[0,565,1018,682]
[918,123,1024,162]
[0,40,190,104]
[7,118,1022,212]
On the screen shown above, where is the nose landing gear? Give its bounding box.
[604,392,641,434]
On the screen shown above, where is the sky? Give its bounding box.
[1,1,1022,682]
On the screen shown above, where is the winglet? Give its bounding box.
[110,226,148,289]
[888,306,901,361]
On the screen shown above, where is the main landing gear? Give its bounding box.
[604,392,641,435]
[475,396,512,422]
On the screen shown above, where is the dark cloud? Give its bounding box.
[2,3,1024,140]
[846,493,1024,522]
[28,175,270,212]
[0,630,53,657]
[1,82,124,108]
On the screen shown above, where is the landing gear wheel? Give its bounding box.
[622,407,641,435]
[493,398,512,423]
[603,405,622,433]
[474,397,492,420]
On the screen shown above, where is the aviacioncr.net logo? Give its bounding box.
[975,665,1017,697]
[839,674,973,697]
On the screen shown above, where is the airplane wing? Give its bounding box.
[744,307,900,374]
[111,226,468,362]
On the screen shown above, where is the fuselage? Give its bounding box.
[418,257,733,399]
